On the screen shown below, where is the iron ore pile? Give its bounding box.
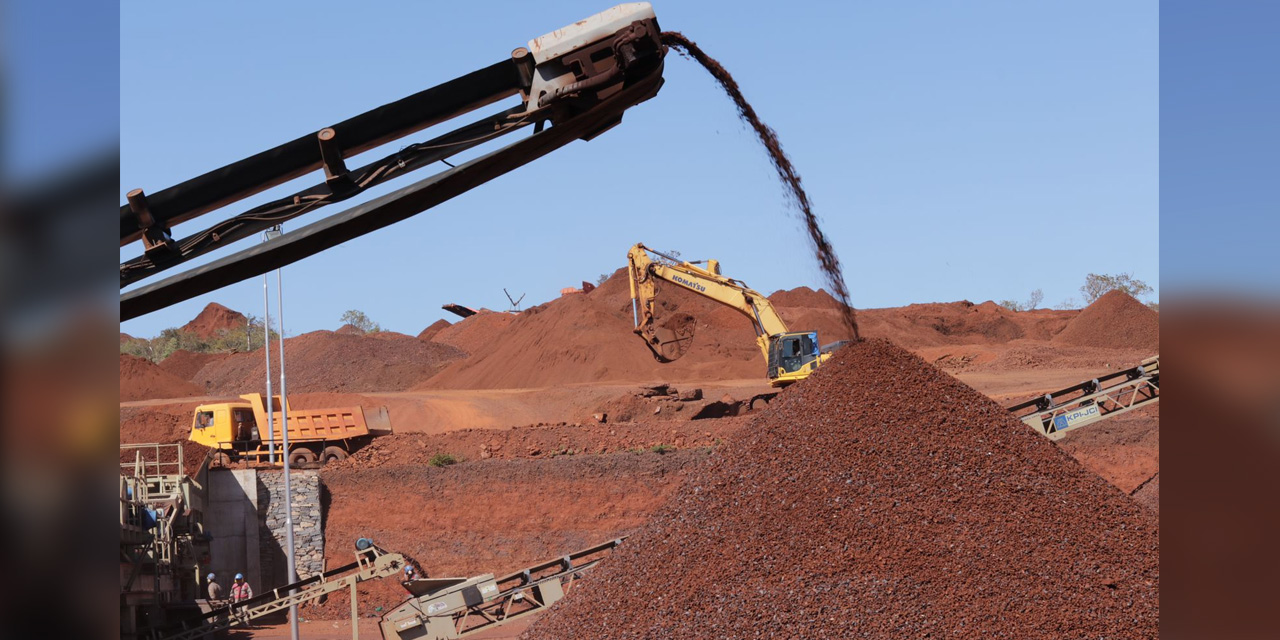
[525,339,1158,638]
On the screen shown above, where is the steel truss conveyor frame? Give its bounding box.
[155,543,406,640]
[121,3,667,320]
[380,538,625,639]
[1007,355,1159,440]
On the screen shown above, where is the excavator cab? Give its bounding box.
[768,332,822,385]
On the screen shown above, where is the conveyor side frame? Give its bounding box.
[1008,356,1159,440]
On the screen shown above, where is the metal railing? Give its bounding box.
[121,442,186,477]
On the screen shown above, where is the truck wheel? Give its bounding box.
[322,446,348,464]
[288,448,317,468]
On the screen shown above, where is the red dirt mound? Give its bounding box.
[525,339,1158,639]
[334,323,364,336]
[188,331,466,394]
[157,349,231,383]
[1053,290,1159,350]
[180,302,247,338]
[429,311,516,355]
[422,271,860,390]
[416,319,451,342]
[121,332,134,342]
[120,354,202,401]
[369,330,416,341]
[857,300,1035,347]
[767,286,845,310]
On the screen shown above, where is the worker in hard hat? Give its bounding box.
[206,573,224,602]
[230,573,254,603]
[402,564,422,594]
[229,573,255,628]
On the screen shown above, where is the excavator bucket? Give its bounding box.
[643,312,696,362]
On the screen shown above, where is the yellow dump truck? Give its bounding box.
[188,393,391,467]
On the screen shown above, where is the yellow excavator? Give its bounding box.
[627,243,842,387]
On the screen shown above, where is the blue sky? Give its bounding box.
[120,1,1158,337]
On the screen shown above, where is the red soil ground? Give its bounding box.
[311,450,711,619]
[327,416,750,470]
[525,340,1158,639]
[120,354,202,401]
[1055,404,1160,496]
[180,302,247,338]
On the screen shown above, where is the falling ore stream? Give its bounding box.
[660,31,861,341]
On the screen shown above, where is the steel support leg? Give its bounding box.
[351,579,359,640]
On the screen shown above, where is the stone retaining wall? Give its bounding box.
[257,470,324,583]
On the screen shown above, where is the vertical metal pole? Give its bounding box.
[277,266,299,640]
[350,580,360,640]
[263,266,275,464]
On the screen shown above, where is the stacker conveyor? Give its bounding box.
[1007,355,1159,440]
[121,3,667,320]
[380,538,625,640]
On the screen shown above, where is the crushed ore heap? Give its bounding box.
[524,339,1158,639]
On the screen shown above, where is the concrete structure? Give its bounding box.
[205,469,324,591]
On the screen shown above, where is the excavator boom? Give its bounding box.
[626,243,829,386]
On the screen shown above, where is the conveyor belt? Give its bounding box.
[121,3,666,320]
[381,538,625,639]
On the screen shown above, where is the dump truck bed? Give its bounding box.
[270,406,370,442]
[243,394,389,443]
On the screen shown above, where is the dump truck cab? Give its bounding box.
[189,394,282,451]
